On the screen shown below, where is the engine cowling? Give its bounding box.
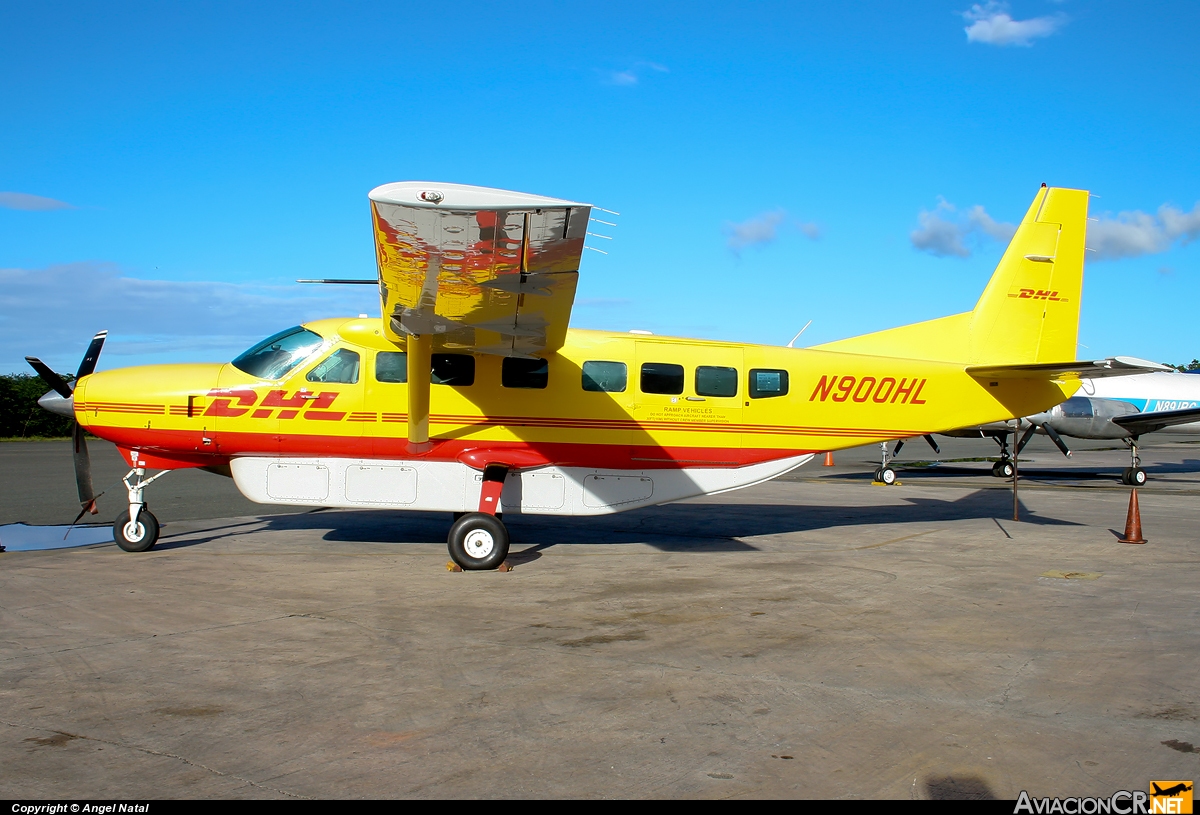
[1029,396,1139,440]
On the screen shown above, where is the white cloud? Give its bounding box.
[962,2,1065,47]
[723,210,821,254]
[1087,203,1200,260]
[0,263,379,374]
[604,62,669,86]
[910,198,1016,258]
[0,192,75,211]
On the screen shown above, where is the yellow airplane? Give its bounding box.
[26,181,1157,569]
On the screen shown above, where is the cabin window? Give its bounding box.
[375,351,407,383]
[306,348,360,384]
[641,362,684,395]
[502,357,549,389]
[432,354,475,386]
[696,366,738,397]
[581,361,627,393]
[749,368,789,399]
[231,326,324,380]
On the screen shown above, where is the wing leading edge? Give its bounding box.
[369,181,592,357]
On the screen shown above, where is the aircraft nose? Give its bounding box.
[38,390,75,418]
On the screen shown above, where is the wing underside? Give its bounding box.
[370,182,591,357]
[966,356,1171,381]
[1113,405,1200,435]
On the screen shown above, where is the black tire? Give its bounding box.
[880,466,897,485]
[873,467,882,482]
[1120,467,1132,485]
[1000,461,1014,478]
[1130,467,1147,486]
[448,512,510,571]
[114,508,159,552]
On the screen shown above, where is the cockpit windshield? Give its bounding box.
[231,326,324,380]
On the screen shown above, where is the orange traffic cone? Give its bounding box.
[1117,489,1146,544]
[823,451,835,466]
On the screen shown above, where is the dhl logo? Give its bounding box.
[203,389,346,421]
[1008,288,1068,301]
[809,375,928,404]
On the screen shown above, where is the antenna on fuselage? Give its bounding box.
[786,320,813,348]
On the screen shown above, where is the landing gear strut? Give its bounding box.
[991,433,1014,478]
[448,464,511,570]
[113,465,167,552]
[1121,437,1147,486]
[873,442,897,485]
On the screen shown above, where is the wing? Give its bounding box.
[1113,405,1200,436]
[370,181,591,357]
[966,356,1171,380]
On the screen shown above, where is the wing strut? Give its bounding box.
[406,333,432,451]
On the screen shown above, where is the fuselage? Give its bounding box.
[74,317,1075,476]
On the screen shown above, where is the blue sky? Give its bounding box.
[2,0,1198,374]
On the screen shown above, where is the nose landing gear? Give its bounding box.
[113,465,168,552]
[874,443,898,485]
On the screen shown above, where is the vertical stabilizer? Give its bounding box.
[965,186,1089,363]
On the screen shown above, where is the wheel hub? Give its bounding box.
[463,528,495,559]
[123,521,145,542]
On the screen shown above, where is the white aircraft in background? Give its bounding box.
[886,370,1200,486]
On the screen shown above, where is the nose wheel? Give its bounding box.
[1120,437,1147,485]
[114,507,160,552]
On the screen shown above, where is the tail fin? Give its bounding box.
[812,185,1089,365]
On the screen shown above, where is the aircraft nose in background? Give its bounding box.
[37,390,74,418]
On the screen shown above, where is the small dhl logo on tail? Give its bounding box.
[1009,287,1068,301]
[1150,781,1193,814]
[809,375,928,404]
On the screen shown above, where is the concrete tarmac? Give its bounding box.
[2,437,1199,799]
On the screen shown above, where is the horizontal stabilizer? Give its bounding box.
[966,357,1171,381]
[1113,405,1200,436]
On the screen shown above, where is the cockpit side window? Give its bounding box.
[307,348,360,384]
[232,327,324,380]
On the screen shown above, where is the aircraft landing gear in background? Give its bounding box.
[992,460,1015,478]
[874,443,898,485]
[447,512,510,570]
[1120,437,1146,485]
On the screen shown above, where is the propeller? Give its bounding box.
[25,330,108,519]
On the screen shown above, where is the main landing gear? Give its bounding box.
[113,465,168,552]
[874,442,897,485]
[448,464,512,570]
[1120,437,1147,486]
[990,433,1015,478]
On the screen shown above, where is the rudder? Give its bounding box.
[966,185,1089,364]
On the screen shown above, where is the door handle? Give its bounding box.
[686,396,706,402]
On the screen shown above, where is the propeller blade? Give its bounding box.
[1016,425,1039,455]
[25,356,73,398]
[923,434,941,454]
[72,423,97,511]
[1042,424,1073,458]
[76,330,108,379]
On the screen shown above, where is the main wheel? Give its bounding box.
[114,508,159,552]
[1129,467,1147,486]
[880,466,897,485]
[448,512,510,571]
[992,461,1014,478]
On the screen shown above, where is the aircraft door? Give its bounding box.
[633,342,743,465]
[276,346,366,456]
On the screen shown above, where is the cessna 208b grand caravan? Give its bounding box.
[27,182,1162,569]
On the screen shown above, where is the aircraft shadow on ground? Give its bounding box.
[159,487,1076,553]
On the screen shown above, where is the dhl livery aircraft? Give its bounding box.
[27,182,1163,569]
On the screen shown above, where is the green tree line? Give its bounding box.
[0,373,76,438]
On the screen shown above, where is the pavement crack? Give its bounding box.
[2,717,310,798]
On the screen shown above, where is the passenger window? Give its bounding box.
[306,348,360,384]
[502,357,549,389]
[581,361,627,393]
[749,368,789,399]
[375,351,407,383]
[696,366,738,397]
[641,362,684,395]
[432,354,475,386]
